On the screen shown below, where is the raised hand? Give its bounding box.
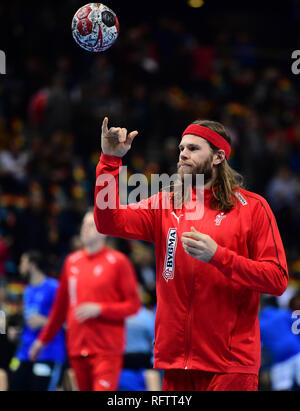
[101,117,138,158]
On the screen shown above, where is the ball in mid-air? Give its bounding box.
[71,3,119,52]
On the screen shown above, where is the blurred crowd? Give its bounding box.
[0,1,300,390]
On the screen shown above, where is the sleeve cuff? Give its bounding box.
[210,245,234,279]
[210,245,225,269]
[100,153,123,165]
[99,303,109,317]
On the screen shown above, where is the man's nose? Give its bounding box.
[180,148,190,160]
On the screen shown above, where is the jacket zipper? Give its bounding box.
[183,196,205,369]
[184,258,195,370]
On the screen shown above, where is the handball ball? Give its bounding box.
[71,3,119,52]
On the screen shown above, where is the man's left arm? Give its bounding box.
[182,198,288,296]
[209,197,289,296]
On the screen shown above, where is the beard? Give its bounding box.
[177,156,213,187]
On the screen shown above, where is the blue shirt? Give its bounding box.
[119,307,156,391]
[125,307,155,354]
[259,306,300,365]
[16,277,66,363]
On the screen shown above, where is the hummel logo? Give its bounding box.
[215,212,226,226]
[235,191,248,206]
[171,212,184,224]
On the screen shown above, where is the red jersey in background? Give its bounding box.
[38,246,141,358]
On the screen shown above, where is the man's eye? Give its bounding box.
[179,146,199,152]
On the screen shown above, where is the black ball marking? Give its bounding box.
[102,11,115,27]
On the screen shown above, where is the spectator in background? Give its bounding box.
[118,293,158,391]
[234,32,258,68]
[0,137,30,195]
[266,166,300,213]
[15,191,48,257]
[0,281,24,377]
[118,313,154,390]
[265,166,300,250]
[9,251,66,391]
[259,292,300,391]
[29,210,141,391]
[0,282,14,388]
[43,74,71,138]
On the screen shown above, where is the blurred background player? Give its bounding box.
[29,210,141,391]
[259,292,300,391]
[9,251,66,391]
[118,292,160,391]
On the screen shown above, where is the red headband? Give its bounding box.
[182,124,231,160]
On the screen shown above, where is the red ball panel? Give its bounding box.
[77,6,92,20]
[77,18,93,36]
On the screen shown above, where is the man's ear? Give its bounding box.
[213,150,225,165]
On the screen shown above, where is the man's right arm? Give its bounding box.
[94,117,156,242]
[94,153,156,242]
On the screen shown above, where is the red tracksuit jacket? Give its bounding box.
[94,154,288,375]
[38,247,141,358]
